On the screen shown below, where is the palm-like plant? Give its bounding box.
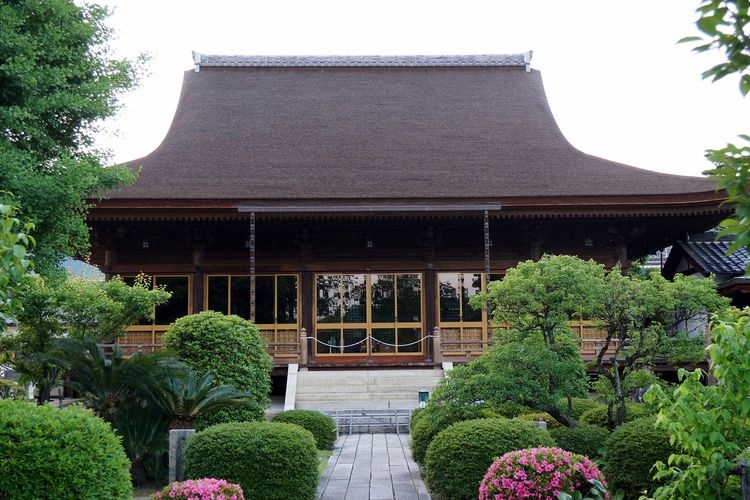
[142,368,255,429]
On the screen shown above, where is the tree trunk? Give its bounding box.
[612,362,627,427]
[547,406,576,428]
[36,382,52,405]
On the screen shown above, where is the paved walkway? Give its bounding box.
[317,433,431,500]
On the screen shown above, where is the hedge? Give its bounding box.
[424,417,555,500]
[549,424,609,459]
[604,416,673,498]
[0,400,131,499]
[184,421,318,500]
[271,409,337,450]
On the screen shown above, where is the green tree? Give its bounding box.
[473,255,605,347]
[0,199,33,314]
[0,0,142,276]
[0,274,170,403]
[591,270,728,427]
[681,0,750,272]
[645,309,750,499]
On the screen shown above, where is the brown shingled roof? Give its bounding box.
[107,54,716,202]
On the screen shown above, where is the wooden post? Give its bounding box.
[299,327,308,366]
[433,326,442,364]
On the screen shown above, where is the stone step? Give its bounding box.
[296,400,421,411]
[296,392,420,401]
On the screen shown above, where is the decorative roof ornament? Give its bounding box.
[191,52,533,72]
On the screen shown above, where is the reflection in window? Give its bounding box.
[231,276,252,320]
[254,277,274,323]
[315,273,423,355]
[439,274,461,322]
[342,275,367,324]
[317,275,341,323]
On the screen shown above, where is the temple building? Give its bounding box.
[88,53,727,407]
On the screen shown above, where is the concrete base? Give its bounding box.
[284,363,299,411]
[169,429,196,483]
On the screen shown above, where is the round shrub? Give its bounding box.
[550,424,610,459]
[579,401,647,430]
[195,406,265,431]
[410,406,425,432]
[560,397,606,420]
[605,416,673,498]
[184,421,318,500]
[0,400,131,499]
[272,409,337,450]
[479,447,609,499]
[410,402,484,465]
[424,417,555,500]
[516,411,563,429]
[164,311,272,421]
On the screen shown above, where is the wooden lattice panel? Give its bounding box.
[441,327,461,342]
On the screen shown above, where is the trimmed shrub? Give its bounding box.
[605,416,673,498]
[550,424,610,459]
[0,400,131,499]
[516,411,563,429]
[410,402,484,465]
[410,406,425,432]
[272,409,337,450]
[163,311,272,423]
[424,417,555,500]
[184,421,318,500]
[479,447,609,499]
[579,401,647,430]
[559,397,606,420]
[155,478,244,499]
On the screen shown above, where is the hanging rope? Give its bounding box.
[302,334,438,349]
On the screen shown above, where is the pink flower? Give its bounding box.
[152,478,244,500]
[478,447,610,500]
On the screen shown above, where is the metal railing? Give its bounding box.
[324,409,413,435]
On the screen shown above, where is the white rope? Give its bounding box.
[303,335,438,349]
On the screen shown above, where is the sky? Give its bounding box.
[93,0,750,178]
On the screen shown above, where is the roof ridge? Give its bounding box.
[191,52,533,71]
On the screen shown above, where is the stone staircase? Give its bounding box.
[291,368,444,411]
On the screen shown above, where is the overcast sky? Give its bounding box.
[93,0,749,178]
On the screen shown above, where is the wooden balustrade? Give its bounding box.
[113,320,617,366]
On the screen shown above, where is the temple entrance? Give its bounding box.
[313,273,425,360]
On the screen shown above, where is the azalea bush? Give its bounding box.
[478,447,609,500]
[154,478,244,499]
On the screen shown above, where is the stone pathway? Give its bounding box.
[317,433,431,500]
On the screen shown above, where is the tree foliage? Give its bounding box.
[473,255,604,347]
[0,0,142,275]
[645,309,750,499]
[0,199,33,314]
[0,274,170,404]
[681,0,750,272]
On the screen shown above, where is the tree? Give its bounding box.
[0,274,170,403]
[0,199,33,315]
[473,254,606,347]
[681,0,750,272]
[645,309,750,499]
[0,0,141,276]
[591,270,729,427]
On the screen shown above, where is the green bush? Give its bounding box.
[272,409,337,450]
[559,397,605,420]
[549,424,609,459]
[195,406,265,431]
[0,400,131,498]
[579,401,647,430]
[489,401,534,418]
[605,416,673,498]
[184,421,318,500]
[410,406,425,432]
[516,412,563,429]
[424,417,555,500]
[163,311,272,422]
[410,402,484,465]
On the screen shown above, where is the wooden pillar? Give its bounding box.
[424,268,437,363]
[301,271,313,363]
